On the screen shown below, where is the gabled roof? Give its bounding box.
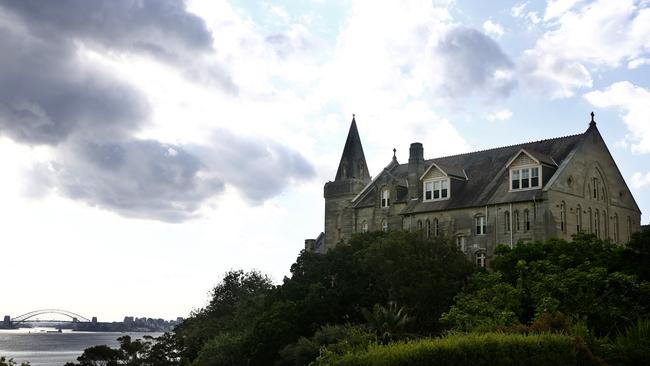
[505,148,557,168]
[420,161,467,180]
[402,132,584,213]
[350,129,586,214]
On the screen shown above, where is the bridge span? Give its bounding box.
[3,309,98,328]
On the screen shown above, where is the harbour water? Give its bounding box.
[0,328,161,366]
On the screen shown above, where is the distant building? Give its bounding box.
[306,113,642,268]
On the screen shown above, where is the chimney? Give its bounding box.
[408,142,424,199]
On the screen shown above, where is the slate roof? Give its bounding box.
[335,115,371,181]
[353,129,588,214]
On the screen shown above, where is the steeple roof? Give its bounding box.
[335,115,371,181]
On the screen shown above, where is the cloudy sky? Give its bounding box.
[1,0,649,321]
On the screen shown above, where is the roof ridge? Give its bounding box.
[428,132,584,161]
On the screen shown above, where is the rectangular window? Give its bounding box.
[381,189,390,208]
[512,170,520,189]
[521,169,530,188]
[423,178,450,201]
[475,216,486,235]
[425,181,433,200]
[531,167,539,187]
[511,166,541,190]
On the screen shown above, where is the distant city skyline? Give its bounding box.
[0,0,649,321]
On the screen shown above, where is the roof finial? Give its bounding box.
[589,111,596,127]
[352,113,355,121]
[392,148,397,161]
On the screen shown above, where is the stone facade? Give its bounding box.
[306,115,642,267]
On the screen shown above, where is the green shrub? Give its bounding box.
[278,324,376,366]
[313,332,601,366]
[604,319,650,366]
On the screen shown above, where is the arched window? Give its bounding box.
[588,208,593,233]
[604,210,609,239]
[381,219,388,232]
[433,218,439,237]
[524,210,530,231]
[595,209,600,238]
[514,210,520,232]
[456,235,466,252]
[426,219,431,238]
[560,201,566,233]
[614,214,619,242]
[475,215,486,235]
[381,188,390,208]
[361,221,368,233]
[476,252,486,268]
[576,205,582,232]
[504,211,510,233]
[417,220,423,232]
[628,216,632,242]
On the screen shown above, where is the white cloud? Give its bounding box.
[544,0,585,21]
[527,11,541,24]
[584,81,650,154]
[511,2,528,17]
[520,0,650,97]
[483,20,504,38]
[487,109,513,121]
[628,57,650,69]
[631,171,650,189]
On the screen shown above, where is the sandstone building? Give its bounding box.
[305,114,642,267]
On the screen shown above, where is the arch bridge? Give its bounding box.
[11,309,91,323]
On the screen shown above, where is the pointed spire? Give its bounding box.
[334,114,371,182]
[589,111,596,128]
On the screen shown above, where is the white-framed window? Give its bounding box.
[361,221,368,233]
[475,215,486,235]
[476,252,486,268]
[510,166,541,190]
[381,219,388,232]
[456,235,466,252]
[381,188,390,208]
[423,178,450,201]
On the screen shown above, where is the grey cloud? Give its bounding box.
[0,26,148,145]
[32,131,315,222]
[435,26,516,99]
[0,0,237,93]
[190,129,316,203]
[0,0,212,55]
[34,138,226,222]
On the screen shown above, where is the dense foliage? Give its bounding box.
[311,332,598,366]
[68,229,650,366]
[442,233,650,336]
[178,231,474,365]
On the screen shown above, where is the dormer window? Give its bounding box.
[381,188,390,208]
[510,166,540,190]
[424,178,449,201]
